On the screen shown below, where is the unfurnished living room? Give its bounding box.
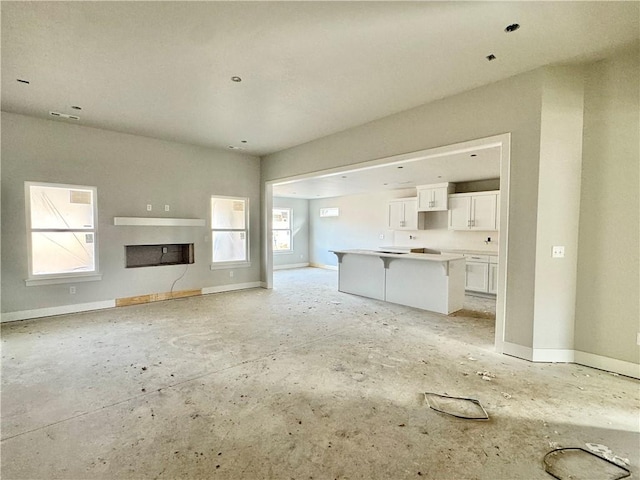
[1,2,639,479]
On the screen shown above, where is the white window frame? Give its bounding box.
[272,207,293,253]
[24,181,102,286]
[210,195,251,269]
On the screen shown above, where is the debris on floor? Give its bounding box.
[424,392,489,420]
[585,443,630,468]
[501,392,512,399]
[476,370,496,381]
[543,447,631,480]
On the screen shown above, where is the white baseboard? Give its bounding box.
[1,300,116,323]
[532,348,575,363]
[503,341,533,361]
[574,350,640,379]
[501,342,638,378]
[202,281,262,295]
[309,263,338,271]
[273,262,310,271]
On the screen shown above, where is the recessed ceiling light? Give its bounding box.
[341,175,347,179]
[231,76,242,82]
[470,154,477,157]
[486,54,496,61]
[437,176,442,179]
[397,166,404,169]
[241,140,247,143]
[17,79,30,84]
[505,23,520,33]
[71,105,82,110]
[383,183,388,186]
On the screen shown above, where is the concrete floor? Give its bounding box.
[1,267,638,479]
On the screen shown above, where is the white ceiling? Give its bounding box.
[2,1,638,159]
[273,144,501,199]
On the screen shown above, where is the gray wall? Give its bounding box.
[575,47,640,364]
[272,197,309,268]
[1,112,261,314]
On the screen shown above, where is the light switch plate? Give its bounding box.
[552,246,565,258]
[146,204,152,211]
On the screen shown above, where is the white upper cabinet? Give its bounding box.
[417,183,455,211]
[448,191,499,231]
[388,198,423,230]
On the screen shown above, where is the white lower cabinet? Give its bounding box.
[463,254,498,295]
[488,262,498,294]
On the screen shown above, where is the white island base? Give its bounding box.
[331,250,466,314]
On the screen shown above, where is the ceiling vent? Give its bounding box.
[49,111,79,120]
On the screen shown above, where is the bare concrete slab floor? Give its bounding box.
[2,267,638,479]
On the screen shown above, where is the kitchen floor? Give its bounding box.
[1,267,638,479]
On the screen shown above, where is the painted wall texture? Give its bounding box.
[1,112,261,314]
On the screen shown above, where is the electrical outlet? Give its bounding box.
[164,205,170,212]
[162,247,168,254]
[379,234,384,240]
[69,286,76,294]
[146,204,152,211]
[229,271,234,278]
[552,246,565,258]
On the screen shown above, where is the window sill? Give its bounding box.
[25,273,103,287]
[274,251,294,255]
[210,262,251,271]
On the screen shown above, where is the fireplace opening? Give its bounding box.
[125,243,194,268]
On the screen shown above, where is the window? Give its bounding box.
[211,196,249,266]
[25,182,100,285]
[272,207,292,252]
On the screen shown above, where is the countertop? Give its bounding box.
[440,249,499,256]
[330,249,465,262]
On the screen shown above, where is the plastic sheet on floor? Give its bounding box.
[543,447,631,480]
[424,392,489,420]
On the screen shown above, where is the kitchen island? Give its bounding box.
[330,249,466,314]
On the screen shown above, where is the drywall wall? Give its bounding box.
[532,66,585,353]
[309,189,499,268]
[575,47,640,365]
[263,68,544,351]
[1,112,261,316]
[272,197,309,268]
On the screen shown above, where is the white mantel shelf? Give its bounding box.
[113,217,205,227]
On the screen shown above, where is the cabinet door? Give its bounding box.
[417,189,432,211]
[402,199,418,230]
[448,196,471,230]
[465,261,489,292]
[431,187,448,211]
[488,263,498,294]
[388,201,404,229]
[471,194,497,230]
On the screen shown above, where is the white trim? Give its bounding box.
[532,349,575,363]
[202,281,262,295]
[273,262,310,271]
[1,300,115,323]
[574,351,640,379]
[114,217,205,227]
[25,273,103,286]
[210,262,252,270]
[260,281,270,289]
[503,342,533,361]
[309,262,338,271]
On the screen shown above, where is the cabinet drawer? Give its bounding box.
[464,254,489,263]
